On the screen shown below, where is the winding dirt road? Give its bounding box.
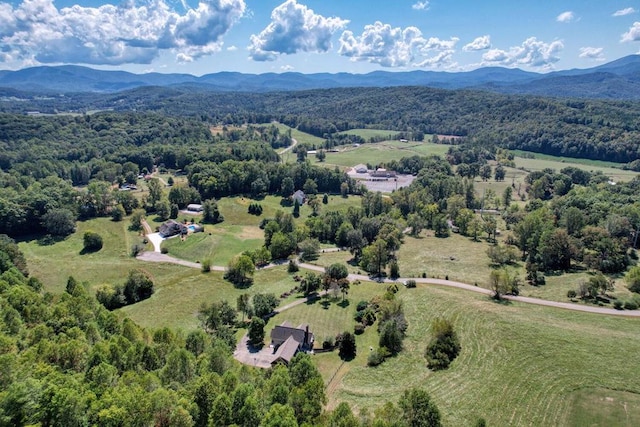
[135,247,640,318]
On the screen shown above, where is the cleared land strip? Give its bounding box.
[135,252,640,318]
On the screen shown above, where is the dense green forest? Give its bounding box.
[3,86,640,163]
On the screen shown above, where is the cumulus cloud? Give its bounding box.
[248,0,348,61]
[0,0,245,65]
[482,37,564,69]
[621,22,640,42]
[463,35,491,52]
[281,64,294,71]
[338,21,458,68]
[613,8,636,17]
[579,47,605,61]
[412,1,429,11]
[556,11,575,23]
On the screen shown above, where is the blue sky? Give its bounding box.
[1,0,640,75]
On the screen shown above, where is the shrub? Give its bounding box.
[160,247,169,254]
[202,259,212,273]
[613,300,624,310]
[405,279,417,288]
[624,300,639,310]
[422,272,427,278]
[354,323,365,335]
[425,318,461,371]
[83,231,103,252]
[131,243,145,257]
[288,259,299,273]
[567,289,577,299]
[356,300,369,311]
[322,337,334,350]
[367,347,390,367]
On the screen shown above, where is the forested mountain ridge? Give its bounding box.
[2,84,640,164]
[3,55,640,98]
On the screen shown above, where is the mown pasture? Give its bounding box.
[294,282,640,426]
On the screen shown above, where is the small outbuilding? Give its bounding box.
[292,190,306,205]
[187,204,203,212]
[353,164,368,174]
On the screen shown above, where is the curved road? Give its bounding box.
[135,246,640,317]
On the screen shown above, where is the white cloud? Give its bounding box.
[579,47,605,61]
[556,11,575,23]
[482,37,564,69]
[227,45,238,51]
[281,64,294,71]
[613,8,636,17]
[621,22,640,42]
[463,35,491,52]
[0,0,245,66]
[412,1,429,11]
[248,0,348,61]
[338,21,458,68]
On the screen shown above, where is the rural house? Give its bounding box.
[186,203,203,212]
[158,220,188,238]
[270,321,314,365]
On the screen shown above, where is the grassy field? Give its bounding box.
[513,155,638,182]
[163,195,361,264]
[302,281,640,426]
[122,265,300,331]
[336,129,401,139]
[397,232,500,286]
[18,217,153,293]
[323,140,450,168]
[511,150,628,169]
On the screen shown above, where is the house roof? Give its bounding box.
[271,325,306,344]
[271,335,300,365]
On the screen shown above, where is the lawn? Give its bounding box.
[315,282,640,426]
[162,225,264,266]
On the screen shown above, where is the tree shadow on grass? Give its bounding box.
[305,294,320,305]
[337,299,350,308]
[79,247,102,255]
[320,300,331,310]
[489,295,513,305]
[37,234,66,246]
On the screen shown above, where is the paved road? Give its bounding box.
[135,250,640,318]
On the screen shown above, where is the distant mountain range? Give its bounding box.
[3,55,640,99]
